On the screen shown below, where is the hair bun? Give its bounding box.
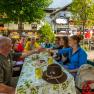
[78,35,84,42]
[71,35,82,44]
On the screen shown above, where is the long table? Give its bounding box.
[16,52,76,94]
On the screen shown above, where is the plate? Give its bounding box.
[32,60,47,67]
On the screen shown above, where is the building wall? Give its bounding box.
[4,22,44,31]
[4,23,18,30]
[24,23,31,30]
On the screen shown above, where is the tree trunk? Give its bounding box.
[82,22,85,35]
[81,22,86,46]
[18,21,24,35]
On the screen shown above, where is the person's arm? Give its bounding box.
[69,50,87,73]
[58,48,70,56]
[0,83,15,94]
[12,47,46,60]
[21,49,39,58]
[78,50,87,67]
[0,64,15,94]
[21,47,46,58]
[69,69,78,73]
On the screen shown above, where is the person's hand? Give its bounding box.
[0,84,15,94]
[68,70,72,73]
[6,87,15,94]
[46,48,51,52]
[10,87,15,94]
[62,56,67,62]
[37,47,46,53]
[69,70,76,73]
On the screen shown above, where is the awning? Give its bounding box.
[0,27,7,31]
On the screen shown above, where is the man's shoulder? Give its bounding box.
[0,54,8,64]
[0,54,5,61]
[0,55,5,67]
[35,42,40,47]
[62,47,71,52]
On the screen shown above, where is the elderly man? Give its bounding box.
[0,36,45,94]
[0,36,15,94]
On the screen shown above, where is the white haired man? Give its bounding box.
[0,36,45,94]
[0,36,15,94]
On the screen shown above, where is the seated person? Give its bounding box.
[0,36,15,94]
[52,37,61,49]
[24,38,32,51]
[41,39,52,48]
[54,36,69,65]
[24,37,40,51]
[58,35,87,76]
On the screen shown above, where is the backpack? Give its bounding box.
[75,64,94,94]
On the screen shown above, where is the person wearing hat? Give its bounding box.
[42,63,67,84]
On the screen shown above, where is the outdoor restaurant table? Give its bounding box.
[16,52,76,94]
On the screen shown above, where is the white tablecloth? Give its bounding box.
[16,53,76,94]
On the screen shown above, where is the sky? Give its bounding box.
[48,0,72,8]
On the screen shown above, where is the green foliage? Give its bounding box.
[69,0,94,29]
[39,23,55,42]
[0,0,52,23]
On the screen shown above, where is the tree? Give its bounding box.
[39,23,55,42]
[0,0,52,31]
[69,0,94,34]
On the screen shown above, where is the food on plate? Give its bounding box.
[32,60,46,67]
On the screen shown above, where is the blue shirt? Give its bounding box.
[58,47,87,70]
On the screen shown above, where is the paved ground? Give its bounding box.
[87,51,94,60]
